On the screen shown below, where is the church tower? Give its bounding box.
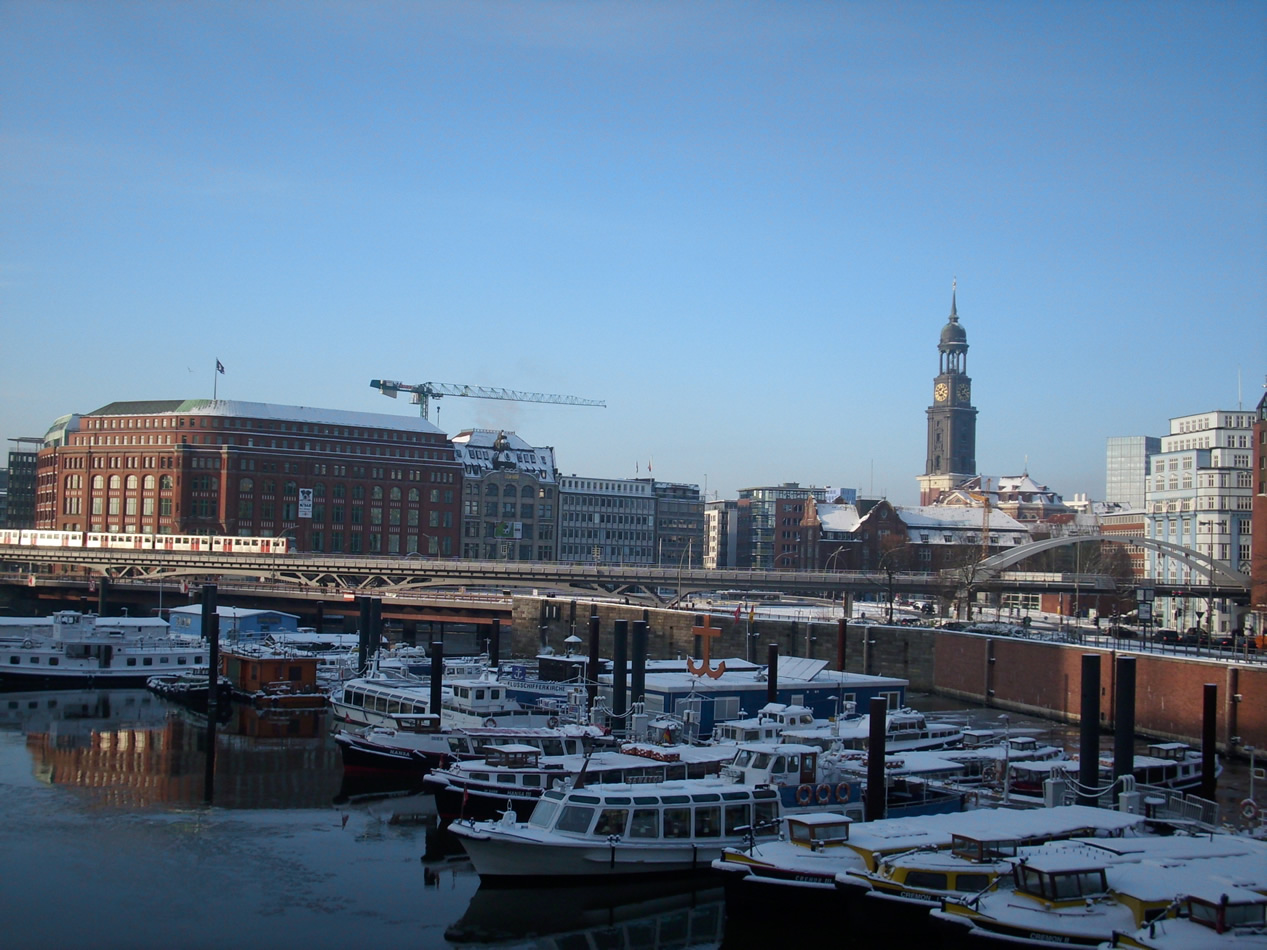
[917,283,978,505]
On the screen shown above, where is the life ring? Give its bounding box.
[836,782,851,803]
[815,783,832,805]
[483,717,497,727]
[795,784,813,806]
[547,717,559,728]
[22,639,33,649]
[1242,799,1259,821]
[982,763,997,783]
[964,791,980,808]
[663,729,673,743]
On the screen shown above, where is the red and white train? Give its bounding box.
[0,529,294,554]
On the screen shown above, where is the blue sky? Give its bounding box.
[2,1,1264,505]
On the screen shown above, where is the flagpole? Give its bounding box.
[213,360,218,401]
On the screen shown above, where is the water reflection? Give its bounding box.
[446,879,725,948]
[0,687,343,809]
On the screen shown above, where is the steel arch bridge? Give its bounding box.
[977,534,1249,592]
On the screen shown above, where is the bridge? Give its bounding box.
[0,531,1250,606]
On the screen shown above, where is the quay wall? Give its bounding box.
[512,597,1266,752]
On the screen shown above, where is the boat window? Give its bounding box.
[541,740,564,756]
[662,795,690,804]
[522,774,541,787]
[8,658,18,665]
[754,801,777,833]
[954,873,991,892]
[195,656,204,664]
[593,808,629,837]
[694,806,721,838]
[126,658,136,666]
[663,807,691,838]
[29,656,38,664]
[177,657,187,665]
[160,657,169,663]
[143,658,153,666]
[556,805,595,834]
[1052,871,1105,900]
[629,809,659,838]
[475,690,485,700]
[633,797,658,805]
[528,800,559,829]
[724,804,750,835]
[751,753,771,770]
[904,871,948,890]
[691,794,721,803]
[470,773,490,782]
[732,750,753,768]
[497,774,517,784]
[721,792,750,802]
[571,795,600,804]
[48,658,58,666]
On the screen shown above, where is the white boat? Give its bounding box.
[0,611,207,687]
[781,706,965,754]
[449,778,782,880]
[931,832,1267,947]
[425,742,737,821]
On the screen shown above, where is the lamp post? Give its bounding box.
[1199,520,1217,642]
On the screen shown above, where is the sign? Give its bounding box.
[298,488,314,519]
[1138,602,1153,622]
[493,521,522,539]
[1136,587,1155,603]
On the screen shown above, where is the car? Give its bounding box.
[1152,628,1182,644]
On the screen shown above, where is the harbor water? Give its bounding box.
[0,688,1258,950]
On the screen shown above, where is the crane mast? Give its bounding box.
[370,379,605,421]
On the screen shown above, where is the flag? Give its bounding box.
[733,605,741,621]
[216,359,225,374]
[647,459,652,473]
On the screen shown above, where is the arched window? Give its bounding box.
[159,475,173,490]
[143,475,155,490]
[333,484,346,499]
[407,488,419,502]
[109,475,121,489]
[521,485,537,499]
[352,485,365,500]
[371,486,383,500]
[389,487,401,502]
[92,475,104,490]
[284,481,297,496]
[239,478,254,492]
[485,483,498,496]
[126,475,138,490]
[313,482,326,498]
[503,484,518,497]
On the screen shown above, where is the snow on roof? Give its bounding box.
[896,505,1029,534]
[817,504,863,533]
[168,605,299,620]
[87,399,445,435]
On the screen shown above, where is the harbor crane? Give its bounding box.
[370,378,606,421]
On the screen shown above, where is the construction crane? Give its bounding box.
[370,379,606,421]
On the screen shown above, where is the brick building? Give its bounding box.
[35,399,461,555]
[452,429,558,561]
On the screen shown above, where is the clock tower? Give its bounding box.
[917,283,978,505]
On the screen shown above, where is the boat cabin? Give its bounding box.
[1182,885,1267,934]
[526,782,781,843]
[1012,855,1110,904]
[785,813,852,851]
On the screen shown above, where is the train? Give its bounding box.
[0,529,294,554]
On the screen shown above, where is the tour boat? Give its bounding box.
[781,706,964,754]
[425,743,737,821]
[0,611,207,687]
[449,778,782,880]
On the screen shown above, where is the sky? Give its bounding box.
[2,1,1264,506]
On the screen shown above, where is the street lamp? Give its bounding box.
[1199,520,1217,641]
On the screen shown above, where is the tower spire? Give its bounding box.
[950,277,958,321]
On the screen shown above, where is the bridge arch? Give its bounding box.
[977,534,1248,591]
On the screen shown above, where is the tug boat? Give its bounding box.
[450,778,782,881]
[1108,881,1267,948]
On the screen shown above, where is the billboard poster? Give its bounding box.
[298,488,314,519]
[493,522,522,539]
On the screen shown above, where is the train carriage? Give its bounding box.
[86,532,152,550]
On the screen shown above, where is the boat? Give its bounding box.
[931,832,1267,947]
[0,611,207,687]
[219,647,327,709]
[333,715,611,776]
[449,777,783,881]
[425,741,739,821]
[781,705,965,754]
[1108,881,1267,948]
[712,803,1139,901]
[837,805,1148,910]
[1007,743,1220,799]
[145,671,233,714]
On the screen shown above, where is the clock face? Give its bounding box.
[934,382,949,402]
[956,382,971,402]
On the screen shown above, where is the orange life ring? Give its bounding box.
[836,782,851,803]
[1242,799,1259,821]
[483,718,497,727]
[796,784,813,806]
[815,783,832,805]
